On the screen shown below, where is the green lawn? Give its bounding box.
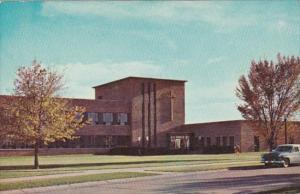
[0,169,79,179]
[0,172,158,191]
[0,152,263,179]
[0,152,262,167]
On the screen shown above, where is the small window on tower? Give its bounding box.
[98,96,103,99]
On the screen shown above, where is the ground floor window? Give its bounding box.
[229,136,235,146]
[169,135,190,150]
[206,137,211,146]
[216,137,221,146]
[222,136,228,146]
[254,136,260,152]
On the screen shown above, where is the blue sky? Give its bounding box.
[0,1,299,123]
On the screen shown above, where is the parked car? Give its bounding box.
[261,144,300,168]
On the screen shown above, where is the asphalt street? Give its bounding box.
[3,166,300,194]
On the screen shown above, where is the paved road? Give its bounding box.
[3,166,300,194]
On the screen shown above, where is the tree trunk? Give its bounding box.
[269,131,275,152]
[34,140,39,169]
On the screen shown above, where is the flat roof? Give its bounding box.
[92,76,187,88]
[184,120,245,126]
[184,119,300,127]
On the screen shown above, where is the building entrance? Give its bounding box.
[169,135,190,150]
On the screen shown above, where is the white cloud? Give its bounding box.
[274,19,300,35]
[206,56,227,65]
[50,61,163,98]
[41,1,257,31]
[185,79,241,123]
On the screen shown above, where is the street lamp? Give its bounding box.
[284,117,287,144]
[137,136,141,156]
[137,136,141,147]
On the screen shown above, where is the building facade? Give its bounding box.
[0,76,299,153]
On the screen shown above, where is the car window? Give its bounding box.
[275,146,292,152]
[294,147,299,152]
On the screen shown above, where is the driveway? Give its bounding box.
[3,166,300,194]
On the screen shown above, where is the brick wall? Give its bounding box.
[0,148,109,156]
[94,77,186,148]
[178,120,242,149]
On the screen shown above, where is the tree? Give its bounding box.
[236,54,300,151]
[0,61,86,169]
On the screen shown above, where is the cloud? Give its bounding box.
[187,101,242,123]
[41,1,257,31]
[206,56,227,66]
[185,79,241,123]
[50,61,163,98]
[274,19,300,35]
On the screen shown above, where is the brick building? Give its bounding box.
[1,76,299,153]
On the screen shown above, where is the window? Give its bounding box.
[293,147,299,152]
[206,137,211,147]
[105,136,113,148]
[103,113,113,125]
[169,135,190,150]
[87,112,99,125]
[98,96,103,99]
[117,113,128,125]
[229,136,235,146]
[216,137,221,146]
[98,113,104,124]
[222,136,228,146]
[75,113,82,121]
[198,136,204,147]
[254,136,260,152]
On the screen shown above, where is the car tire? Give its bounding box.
[283,158,290,168]
[264,163,271,167]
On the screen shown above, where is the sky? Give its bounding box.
[0,1,299,123]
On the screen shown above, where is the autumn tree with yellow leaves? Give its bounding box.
[0,61,86,169]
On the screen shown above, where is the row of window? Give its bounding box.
[198,136,235,147]
[85,112,129,126]
[1,135,131,149]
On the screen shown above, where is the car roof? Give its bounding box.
[278,144,300,147]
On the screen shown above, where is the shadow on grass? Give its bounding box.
[228,165,266,170]
[0,158,233,170]
[255,185,300,194]
[156,173,300,194]
[228,164,300,171]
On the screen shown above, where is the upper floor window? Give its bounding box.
[117,113,128,125]
[84,112,129,126]
[103,113,113,126]
[88,112,98,125]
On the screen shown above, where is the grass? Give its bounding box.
[0,170,79,179]
[0,152,262,167]
[0,152,263,179]
[0,172,158,191]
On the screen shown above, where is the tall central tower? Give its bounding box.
[93,77,186,148]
